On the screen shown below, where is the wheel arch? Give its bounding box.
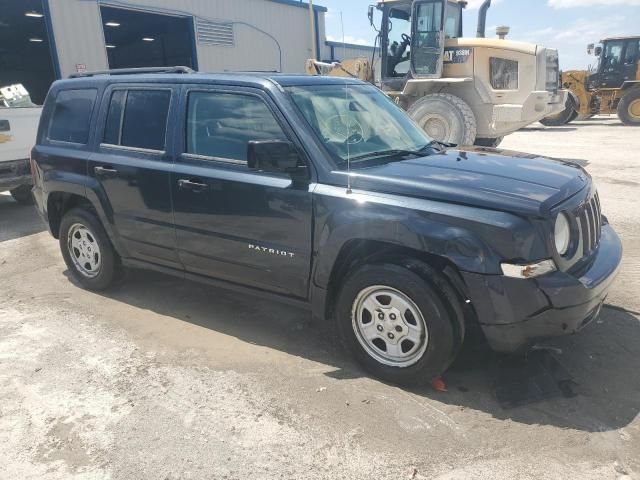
[43,176,125,256]
[317,239,471,354]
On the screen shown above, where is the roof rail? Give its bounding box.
[68,66,195,78]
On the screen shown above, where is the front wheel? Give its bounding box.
[407,93,477,146]
[336,263,461,386]
[617,89,640,126]
[59,207,121,290]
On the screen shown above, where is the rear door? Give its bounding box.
[171,85,313,298]
[89,85,180,269]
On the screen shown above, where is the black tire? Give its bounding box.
[539,95,577,126]
[617,89,640,126]
[407,93,477,146]
[335,263,462,386]
[474,136,503,148]
[59,207,121,290]
[10,185,34,205]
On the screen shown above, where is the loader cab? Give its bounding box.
[591,37,640,89]
[378,0,464,90]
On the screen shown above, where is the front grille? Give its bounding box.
[578,192,602,256]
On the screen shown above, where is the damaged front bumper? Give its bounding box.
[463,223,622,353]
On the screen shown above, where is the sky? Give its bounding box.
[318,0,640,69]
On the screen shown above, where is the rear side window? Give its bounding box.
[186,91,287,162]
[48,89,97,144]
[103,89,171,151]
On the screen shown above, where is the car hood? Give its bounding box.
[340,147,590,216]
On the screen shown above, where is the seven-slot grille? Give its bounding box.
[578,192,602,256]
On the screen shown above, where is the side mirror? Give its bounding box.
[368,5,374,26]
[594,46,602,57]
[587,43,594,55]
[247,140,306,176]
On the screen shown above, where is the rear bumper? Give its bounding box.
[494,90,568,122]
[490,90,568,135]
[463,223,622,352]
[0,158,31,191]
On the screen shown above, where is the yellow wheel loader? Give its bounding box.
[306,0,567,147]
[541,36,640,126]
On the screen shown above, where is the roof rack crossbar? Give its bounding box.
[68,66,195,78]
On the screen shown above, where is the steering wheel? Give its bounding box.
[326,115,365,145]
[401,33,411,45]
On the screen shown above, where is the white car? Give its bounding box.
[0,84,42,204]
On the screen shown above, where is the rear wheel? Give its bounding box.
[59,207,120,290]
[10,185,33,205]
[617,89,640,126]
[539,96,577,126]
[407,93,477,146]
[336,263,461,386]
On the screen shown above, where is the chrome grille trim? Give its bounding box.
[578,192,602,256]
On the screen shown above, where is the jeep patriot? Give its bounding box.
[31,68,622,385]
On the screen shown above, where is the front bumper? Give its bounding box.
[0,158,31,191]
[463,223,622,352]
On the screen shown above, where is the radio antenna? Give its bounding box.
[341,11,352,194]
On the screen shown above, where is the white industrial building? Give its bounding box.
[0,0,377,104]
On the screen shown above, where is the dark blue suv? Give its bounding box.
[31,67,622,385]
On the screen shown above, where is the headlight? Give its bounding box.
[490,57,518,90]
[554,212,571,256]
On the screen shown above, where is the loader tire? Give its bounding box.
[407,93,477,146]
[617,89,640,126]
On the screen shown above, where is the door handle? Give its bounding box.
[94,166,118,178]
[0,119,9,132]
[178,178,208,191]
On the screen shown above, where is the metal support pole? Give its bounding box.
[309,0,316,60]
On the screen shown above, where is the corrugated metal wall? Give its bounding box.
[47,0,326,76]
[324,41,379,63]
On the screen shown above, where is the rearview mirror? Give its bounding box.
[587,43,594,55]
[247,140,305,176]
[594,46,602,57]
[368,5,374,26]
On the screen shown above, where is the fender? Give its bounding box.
[42,170,129,257]
[310,184,546,290]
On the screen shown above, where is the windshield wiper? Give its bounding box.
[349,146,431,162]
[423,139,456,151]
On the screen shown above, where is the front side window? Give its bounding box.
[186,91,287,162]
[601,41,624,73]
[444,3,461,39]
[48,89,97,144]
[103,89,171,151]
[287,84,430,169]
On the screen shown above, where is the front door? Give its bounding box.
[171,86,313,298]
[598,40,626,88]
[89,85,180,268]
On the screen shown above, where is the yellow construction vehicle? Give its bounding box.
[306,0,567,147]
[541,36,640,126]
